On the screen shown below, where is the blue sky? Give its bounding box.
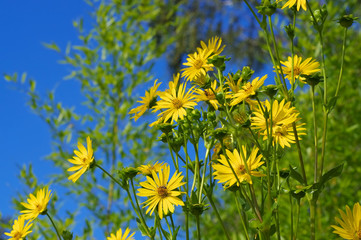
[0,0,92,218]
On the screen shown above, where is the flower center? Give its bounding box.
[274,125,288,136]
[36,203,43,212]
[172,99,183,109]
[194,59,204,69]
[238,165,246,175]
[357,229,361,239]
[204,89,215,99]
[14,232,22,239]
[242,83,254,95]
[157,186,168,198]
[294,67,301,76]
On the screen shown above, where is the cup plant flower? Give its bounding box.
[5,0,356,238]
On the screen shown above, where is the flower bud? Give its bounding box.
[337,14,358,28]
[241,66,255,82]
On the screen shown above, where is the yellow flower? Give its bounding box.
[213,146,265,188]
[282,0,307,11]
[195,80,221,110]
[67,136,94,182]
[137,165,185,219]
[331,203,361,239]
[230,75,267,106]
[181,48,213,81]
[197,36,225,56]
[4,216,33,240]
[225,73,242,93]
[153,82,197,124]
[107,227,135,240]
[129,80,161,121]
[138,162,166,176]
[251,99,306,148]
[20,187,52,220]
[279,55,320,84]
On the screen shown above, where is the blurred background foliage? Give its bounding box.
[2,0,360,239]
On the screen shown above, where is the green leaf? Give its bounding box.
[289,165,305,184]
[42,42,61,52]
[327,96,338,113]
[62,230,73,240]
[319,163,344,186]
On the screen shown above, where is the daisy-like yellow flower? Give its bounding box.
[181,48,213,81]
[230,75,267,106]
[213,146,265,188]
[197,36,225,56]
[4,216,33,240]
[282,0,307,11]
[279,55,320,84]
[67,136,94,182]
[251,99,306,148]
[137,165,185,219]
[153,81,197,124]
[331,203,361,239]
[195,80,221,110]
[20,187,52,220]
[107,227,135,240]
[129,80,161,121]
[138,162,166,176]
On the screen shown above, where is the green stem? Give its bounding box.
[292,122,307,185]
[287,179,294,240]
[166,135,179,170]
[96,163,124,188]
[46,212,62,240]
[310,86,319,183]
[335,28,348,97]
[185,212,189,240]
[295,199,301,240]
[198,140,214,202]
[317,19,329,180]
[164,216,172,235]
[268,15,289,93]
[206,192,232,240]
[243,0,262,26]
[195,215,201,240]
[310,200,316,240]
[291,11,296,92]
[235,192,250,240]
[96,164,152,238]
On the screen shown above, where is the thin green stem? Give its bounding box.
[335,28,348,97]
[291,11,296,92]
[195,215,201,240]
[295,199,301,240]
[205,192,232,240]
[199,140,214,202]
[268,15,289,93]
[96,163,123,188]
[46,212,61,240]
[310,200,316,240]
[166,135,179,170]
[311,86,319,183]
[235,192,250,240]
[287,179,294,240]
[243,0,262,26]
[292,122,308,185]
[96,164,152,238]
[164,216,172,235]
[170,215,175,232]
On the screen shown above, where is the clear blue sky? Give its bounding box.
[0,0,92,219]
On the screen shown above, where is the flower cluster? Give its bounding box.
[6,187,52,239]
